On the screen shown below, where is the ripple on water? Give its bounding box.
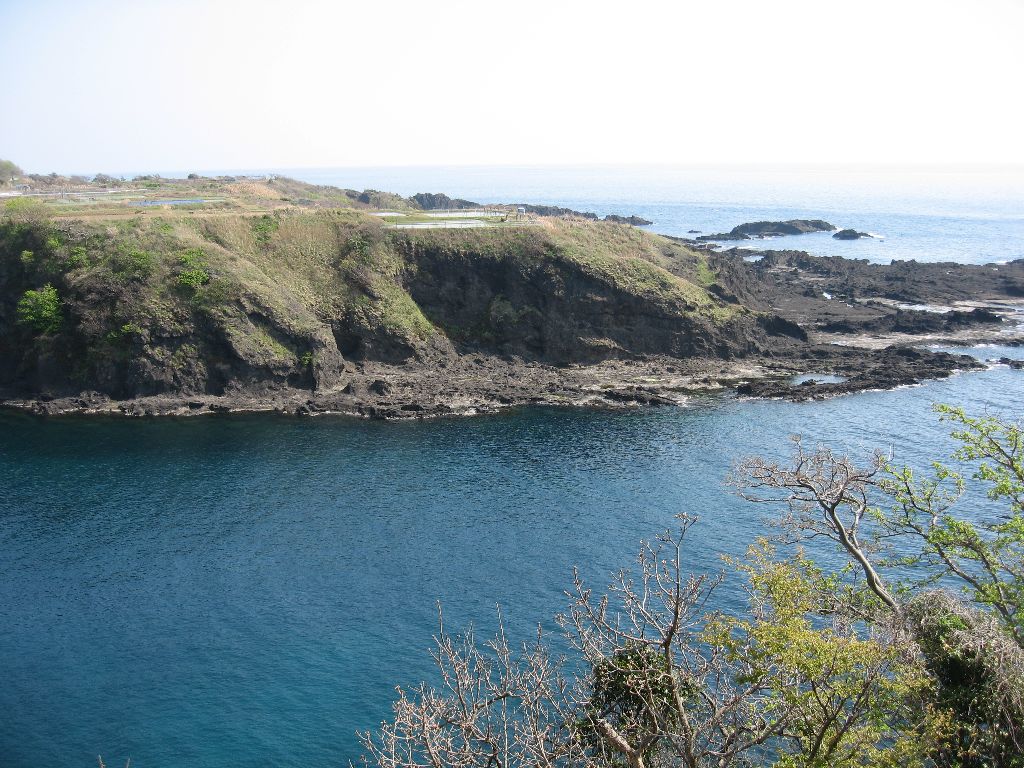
[0,358,1021,768]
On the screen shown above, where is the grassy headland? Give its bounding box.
[1,173,776,415]
[3,170,1004,417]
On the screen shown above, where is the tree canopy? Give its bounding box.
[0,158,24,182]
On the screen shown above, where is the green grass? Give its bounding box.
[1,206,745,388]
[399,218,730,316]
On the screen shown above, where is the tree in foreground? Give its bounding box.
[738,405,1024,765]
[359,406,1023,768]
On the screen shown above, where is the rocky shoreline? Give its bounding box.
[1,340,1001,419]
[5,245,1023,420]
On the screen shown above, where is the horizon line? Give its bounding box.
[19,160,1024,179]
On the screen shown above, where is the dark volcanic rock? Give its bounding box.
[819,307,1003,335]
[411,192,480,210]
[737,346,980,401]
[604,214,653,226]
[397,236,772,364]
[833,229,873,240]
[757,315,808,341]
[511,204,599,220]
[709,249,1024,310]
[697,219,835,242]
[999,357,1024,370]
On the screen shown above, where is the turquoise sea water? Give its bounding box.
[3,351,1022,768]
[3,166,1024,767]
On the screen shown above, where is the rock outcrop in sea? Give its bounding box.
[832,228,873,240]
[696,219,835,241]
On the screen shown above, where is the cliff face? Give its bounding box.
[0,213,787,401]
[398,226,777,364]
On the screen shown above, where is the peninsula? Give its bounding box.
[1,171,1021,417]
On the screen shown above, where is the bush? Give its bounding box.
[16,284,62,333]
[191,277,236,310]
[179,248,206,269]
[3,197,49,226]
[66,246,88,269]
[177,268,210,289]
[251,215,278,247]
[110,248,154,280]
[176,248,210,290]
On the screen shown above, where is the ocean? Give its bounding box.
[2,166,1023,767]
[280,164,1024,265]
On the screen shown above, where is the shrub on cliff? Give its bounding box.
[16,283,62,334]
[176,248,211,291]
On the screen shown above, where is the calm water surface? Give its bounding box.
[2,349,1021,767]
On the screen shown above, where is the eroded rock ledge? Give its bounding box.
[2,343,985,418]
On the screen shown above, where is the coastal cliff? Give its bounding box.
[0,210,809,415]
[2,178,1018,417]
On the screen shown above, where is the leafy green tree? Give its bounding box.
[881,405,1023,642]
[709,544,941,768]
[16,284,62,333]
[0,159,23,182]
[737,406,1024,767]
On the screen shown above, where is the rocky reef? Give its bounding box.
[736,346,981,401]
[832,228,872,240]
[696,219,835,241]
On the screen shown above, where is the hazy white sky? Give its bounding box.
[2,0,1023,174]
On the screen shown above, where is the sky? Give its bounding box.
[2,0,1024,175]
